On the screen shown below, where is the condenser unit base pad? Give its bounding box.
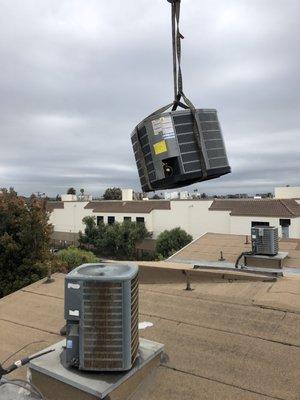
[29,339,164,400]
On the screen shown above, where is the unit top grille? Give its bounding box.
[67,263,138,282]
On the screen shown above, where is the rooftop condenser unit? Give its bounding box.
[64,263,139,371]
[251,226,279,256]
[131,109,230,192]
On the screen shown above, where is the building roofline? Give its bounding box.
[209,198,300,218]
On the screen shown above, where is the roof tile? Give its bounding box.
[209,199,300,218]
[84,200,170,214]
[46,201,64,212]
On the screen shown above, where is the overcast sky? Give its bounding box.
[0,0,299,197]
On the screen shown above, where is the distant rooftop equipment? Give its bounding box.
[64,263,139,371]
[61,194,77,202]
[132,109,231,192]
[121,188,134,201]
[251,226,279,256]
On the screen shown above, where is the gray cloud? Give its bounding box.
[0,0,299,196]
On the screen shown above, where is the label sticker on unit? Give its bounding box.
[68,283,80,290]
[153,140,167,155]
[67,340,73,349]
[152,116,175,140]
[69,310,79,317]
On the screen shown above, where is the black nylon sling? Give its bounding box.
[137,0,208,191]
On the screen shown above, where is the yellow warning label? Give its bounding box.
[153,140,167,155]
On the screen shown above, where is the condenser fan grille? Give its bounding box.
[131,274,139,363]
[82,281,124,370]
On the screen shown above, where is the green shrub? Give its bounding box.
[155,227,193,259]
[49,256,68,274]
[56,246,99,271]
[79,217,151,260]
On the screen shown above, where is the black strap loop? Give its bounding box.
[168,2,207,177]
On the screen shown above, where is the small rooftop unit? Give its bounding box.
[64,263,139,371]
[251,226,279,256]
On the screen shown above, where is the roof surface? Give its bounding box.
[209,198,300,218]
[170,232,300,268]
[0,269,299,400]
[46,201,64,212]
[84,200,171,214]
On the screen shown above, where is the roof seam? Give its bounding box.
[0,317,60,337]
[21,289,64,301]
[161,365,287,400]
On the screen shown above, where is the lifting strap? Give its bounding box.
[168,0,208,178]
[148,0,195,114]
[138,0,208,186]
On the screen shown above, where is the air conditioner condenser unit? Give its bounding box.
[251,226,279,256]
[64,263,139,371]
[131,109,231,192]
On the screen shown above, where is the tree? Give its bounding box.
[79,216,100,247]
[55,194,61,201]
[103,187,122,200]
[79,217,150,259]
[67,187,76,195]
[0,188,52,297]
[78,188,85,201]
[155,227,192,259]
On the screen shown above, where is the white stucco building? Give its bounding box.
[274,186,300,199]
[47,187,300,244]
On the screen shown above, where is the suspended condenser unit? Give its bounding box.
[64,263,139,371]
[131,109,230,192]
[131,0,231,192]
[251,226,279,256]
